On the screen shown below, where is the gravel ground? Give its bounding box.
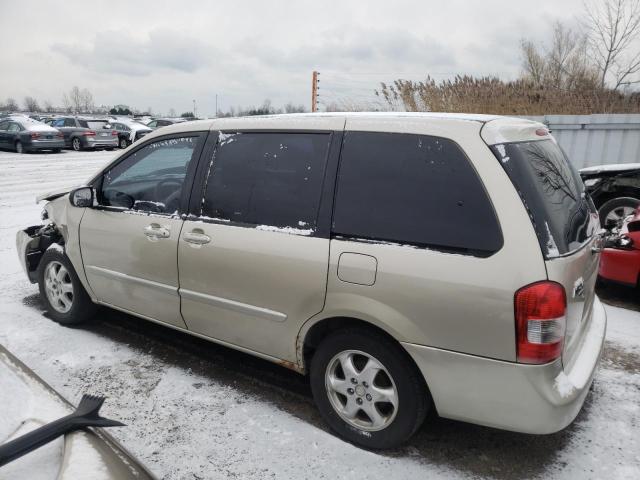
[0,149,639,480]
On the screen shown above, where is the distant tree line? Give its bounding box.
[215,99,306,117]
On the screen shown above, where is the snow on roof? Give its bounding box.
[579,163,640,174]
[141,112,543,144]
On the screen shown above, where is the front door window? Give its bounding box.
[100,136,199,214]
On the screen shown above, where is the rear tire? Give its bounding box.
[119,138,129,149]
[15,141,24,154]
[72,137,82,151]
[310,328,429,449]
[37,248,97,325]
[599,197,640,230]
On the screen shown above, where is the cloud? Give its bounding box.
[52,28,212,76]
[240,27,457,72]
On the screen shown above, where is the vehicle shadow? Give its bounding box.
[22,293,578,479]
[596,280,640,312]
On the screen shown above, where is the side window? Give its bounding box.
[0,121,8,131]
[52,119,64,127]
[100,136,200,214]
[147,121,157,128]
[333,132,503,255]
[201,132,331,234]
[8,123,21,132]
[65,119,76,127]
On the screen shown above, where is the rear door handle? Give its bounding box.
[143,223,170,239]
[183,230,211,245]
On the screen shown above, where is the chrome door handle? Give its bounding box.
[183,230,211,245]
[143,223,170,238]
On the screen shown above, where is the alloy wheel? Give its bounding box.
[325,350,399,431]
[44,261,74,313]
[605,206,636,228]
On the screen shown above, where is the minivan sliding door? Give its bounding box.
[178,130,340,363]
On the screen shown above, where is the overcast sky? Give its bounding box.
[1,0,585,116]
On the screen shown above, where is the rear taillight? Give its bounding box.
[111,130,118,136]
[83,130,96,136]
[56,132,64,138]
[514,281,566,364]
[30,132,41,139]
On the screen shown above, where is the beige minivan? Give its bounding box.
[17,113,606,449]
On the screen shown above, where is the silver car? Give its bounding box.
[0,117,65,153]
[16,113,606,449]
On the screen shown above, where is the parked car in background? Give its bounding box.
[0,117,64,153]
[111,119,152,149]
[17,113,606,449]
[598,206,640,287]
[580,164,640,229]
[145,117,187,130]
[51,117,118,151]
[0,344,156,478]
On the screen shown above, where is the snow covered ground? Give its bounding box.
[1,149,639,479]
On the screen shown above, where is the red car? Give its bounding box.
[599,207,640,286]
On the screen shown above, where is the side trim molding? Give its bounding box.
[85,265,178,296]
[179,288,287,323]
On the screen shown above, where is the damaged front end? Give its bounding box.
[16,223,63,283]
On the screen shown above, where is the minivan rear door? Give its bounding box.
[489,138,600,369]
[178,125,343,363]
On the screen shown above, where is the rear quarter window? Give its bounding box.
[491,139,598,258]
[332,131,503,256]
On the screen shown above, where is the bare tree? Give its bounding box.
[80,88,94,113]
[284,102,307,113]
[585,0,640,88]
[521,22,597,89]
[4,97,18,111]
[43,100,55,113]
[23,96,40,112]
[62,93,71,113]
[168,107,177,117]
[69,86,82,112]
[521,40,547,86]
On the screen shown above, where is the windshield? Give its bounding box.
[491,139,599,258]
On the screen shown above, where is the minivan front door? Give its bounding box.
[178,130,340,362]
[80,134,205,327]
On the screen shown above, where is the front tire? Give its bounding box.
[119,138,129,149]
[599,196,640,230]
[310,328,429,449]
[38,248,97,325]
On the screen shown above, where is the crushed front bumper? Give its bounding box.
[402,296,607,434]
[16,225,47,283]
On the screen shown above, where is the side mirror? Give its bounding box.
[69,187,94,208]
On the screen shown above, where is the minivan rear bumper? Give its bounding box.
[402,296,606,434]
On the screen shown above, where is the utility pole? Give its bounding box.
[311,71,319,112]
[215,94,218,117]
[193,99,196,118]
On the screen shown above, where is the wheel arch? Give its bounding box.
[298,315,423,380]
[591,186,640,208]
